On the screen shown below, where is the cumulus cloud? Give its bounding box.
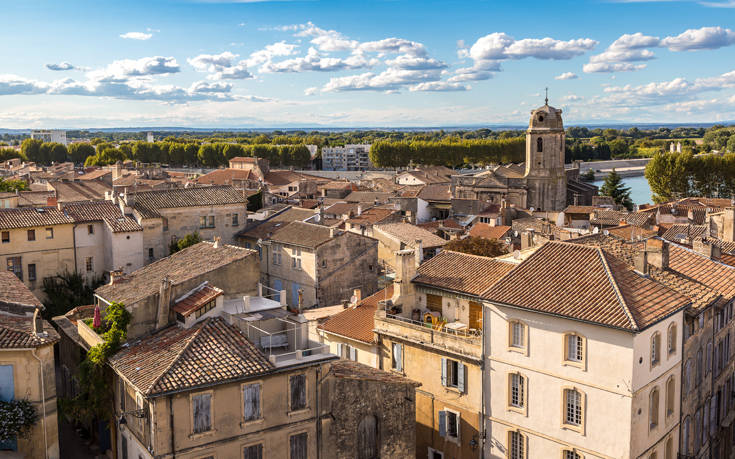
[46,62,81,71]
[583,62,647,73]
[661,26,735,51]
[322,68,443,92]
[409,81,469,92]
[260,47,377,73]
[294,22,358,52]
[120,31,153,40]
[555,72,578,80]
[304,86,318,96]
[87,56,180,82]
[188,52,253,80]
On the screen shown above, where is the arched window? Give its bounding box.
[508,430,526,459]
[651,332,661,367]
[681,416,690,455]
[696,348,703,384]
[666,376,675,418]
[562,388,584,431]
[536,137,543,152]
[684,359,692,393]
[649,386,660,429]
[665,436,673,459]
[563,333,586,368]
[667,323,677,355]
[357,415,378,459]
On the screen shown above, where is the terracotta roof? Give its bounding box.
[318,180,354,191]
[329,359,420,386]
[79,169,111,181]
[374,222,447,248]
[0,314,60,348]
[590,209,629,226]
[0,271,43,308]
[172,284,223,317]
[264,170,312,186]
[195,168,256,186]
[110,317,274,396]
[96,242,255,306]
[413,250,515,296]
[270,221,336,248]
[668,243,735,299]
[469,223,511,240]
[563,205,599,214]
[62,201,142,233]
[662,224,708,243]
[324,202,359,216]
[483,241,691,331]
[344,191,393,204]
[416,218,463,233]
[0,206,74,229]
[418,183,451,202]
[318,286,393,343]
[49,179,111,203]
[606,224,658,241]
[626,212,656,228]
[132,185,247,218]
[237,206,318,240]
[397,185,424,198]
[346,207,397,226]
[17,191,52,207]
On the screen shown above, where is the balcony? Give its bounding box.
[374,309,482,361]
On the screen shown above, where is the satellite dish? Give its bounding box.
[603,229,609,236]
[256,238,263,246]
[513,250,521,260]
[593,227,599,234]
[529,207,535,212]
[513,231,519,237]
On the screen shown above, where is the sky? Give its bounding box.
[2,0,735,129]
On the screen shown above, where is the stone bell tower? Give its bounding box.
[523,92,567,211]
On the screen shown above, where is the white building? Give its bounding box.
[322,144,372,171]
[31,130,68,145]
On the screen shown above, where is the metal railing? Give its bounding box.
[269,344,331,365]
[383,313,482,338]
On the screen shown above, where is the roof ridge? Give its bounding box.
[146,321,206,395]
[598,248,639,331]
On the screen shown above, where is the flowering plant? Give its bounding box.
[0,399,38,441]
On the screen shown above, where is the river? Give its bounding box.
[592,175,653,206]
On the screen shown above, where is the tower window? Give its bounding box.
[537,138,543,152]
[538,115,544,122]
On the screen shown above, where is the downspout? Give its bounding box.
[316,364,321,459]
[72,224,78,274]
[481,313,486,459]
[169,395,176,459]
[31,348,48,459]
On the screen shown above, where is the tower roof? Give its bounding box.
[529,102,563,131]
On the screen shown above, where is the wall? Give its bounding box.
[0,344,60,459]
[108,230,144,274]
[74,221,106,281]
[316,232,379,307]
[485,303,634,459]
[263,242,318,308]
[319,331,378,368]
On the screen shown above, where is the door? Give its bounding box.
[469,301,483,330]
[426,294,442,314]
[0,365,17,451]
[273,279,282,302]
[292,282,301,308]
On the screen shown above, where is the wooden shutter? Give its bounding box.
[349,346,357,361]
[290,374,306,410]
[243,384,260,421]
[290,432,307,459]
[357,415,378,459]
[458,362,465,393]
[0,365,14,401]
[438,410,446,437]
[469,301,483,330]
[426,294,442,313]
[336,343,343,358]
[441,358,447,386]
[193,393,211,433]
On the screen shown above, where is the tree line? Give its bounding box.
[369,138,526,167]
[645,151,735,203]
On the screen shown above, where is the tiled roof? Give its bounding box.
[606,224,658,241]
[17,191,52,207]
[661,224,709,243]
[172,284,223,317]
[590,209,629,226]
[96,242,255,306]
[318,180,354,190]
[418,183,451,202]
[318,286,393,343]
[346,207,397,226]
[626,212,655,228]
[0,271,43,308]
[62,201,142,233]
[195,169,256,186]
[668,242,735,299]
[49,179,111,203]
[0,207,74,229]
[374,222,447,248]
[270,221,336,248]
[563,205,599,214]
[329,359,420,386]
[236,206,318,240]
[344,191,393,204]
[133,185,247,218]
[79,169,111,181]
[264,170,310,186]
[413,250,515,296]
[109,317,274,396]
[0,314,60,348]
[324,202,359,216]
[469,223,511,240]
[483,241,691,331]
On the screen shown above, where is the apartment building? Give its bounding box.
[31,129,67,145]
[321,144,372,171]
[0,272,60,458]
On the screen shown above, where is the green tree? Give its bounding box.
[20,139,43,163]
[600,169,634,210]
[68,143,96,164]
[0,178,28,192]
[444,237,507,257]
[169,232,202,254]
[41,270,105,319]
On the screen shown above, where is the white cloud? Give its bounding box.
[304,86,318,96]
[120,31,153,40]
[0,75,48,95]
[555,72,578,80]
[87,56,180,82]
[384,55,447,70]
[609,32,661,50]
[583,62,647,73]
[661,26,735,51]
[188,52,253,80]
[245,41,298,68]
[294,22,358,52]
[46,62,83,71]
[322,67,443,92]
[409,81,469,92]
[356,38,427,57]
[260,47,377,73]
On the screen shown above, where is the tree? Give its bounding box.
[68,143,96,164]
[444,237,507,257]
[0,178,28,192]
[41,270,105,319]
[169,232,202,254]
[600,169,634,210]
[20,139,43,163]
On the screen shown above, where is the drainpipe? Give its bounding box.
[316,365,321,459]
[72,224,78,274]
[30,348,48,459]
[169,395,176,459]
[481,312,486,459]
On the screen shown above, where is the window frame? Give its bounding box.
[508,320,528,355]
[439,408,460,442]
[292,247,302,270]
[27,263,36,282]
[241,381,262,424]
[85,256,94,273]
[562,332,586,369]
[232,213,239,226]
[27,229,35,241]
[561,449,583,459]
[649,386,660,430]
[289,431,308,459]
[289,373,307,412]
[651,332,661,368]
[667,323,677,356]
[87,224,94,235]
[45,227,53,239]
[561,387,585,434]
[507,372,527,415]
[242,442,263,459]
[1,231,9,243]
[190,390,214,435]
[508,430,526,459]
[665,375,675,419]
[391,342,403,373]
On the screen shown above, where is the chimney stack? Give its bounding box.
[391,249,418,317]
[645,239,669,270]
[156,275,172,329]
[693,237,721,260]
[109,269,125,285]
[32,308,44,336]
[357,204,363,216]
[213,236,221,248]
[724,208,735,243]
[633,250,648,275]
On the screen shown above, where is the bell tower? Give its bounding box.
[523,92,567,211]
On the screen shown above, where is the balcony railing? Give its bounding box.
[384,313,482,338]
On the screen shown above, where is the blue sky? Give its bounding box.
[2,0,735,128]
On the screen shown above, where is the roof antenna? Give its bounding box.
[545,87,549,106]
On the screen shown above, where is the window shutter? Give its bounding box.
[438,410,446,438]
[455,412,461,441]
[441,358,447,387]
[458,362,465,393]
[350,346,357,361]
[336,343,343,358]
[397,344,403,372]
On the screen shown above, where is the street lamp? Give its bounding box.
[118,408,146,427]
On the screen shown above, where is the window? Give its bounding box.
[191,392,212,434]
[681,416,690,456]
[28,264,36,282]
[242,383,260,422]
[85,257,93,273]
[707,341,713,375]
[439,410,459,440]
[243,444,263,459]
[148,248,154,260]
[357,415,378,459]
[508,373,525,411]
[426,293,442,313]
[667,323,676,355]
[272,244,282,265]
[391,343,403,372]
[289,432,307,459]
[194,299,217,319]
[232,214,239,226]
[27,229,35,241]
[338,343,358,361]
[1,231,8,243]
[563,388,583,429]
[508,431,525,459]
[649,452,657,459]
[289,374,306,411]
[45,227,53,239]
[6,257,22,281]
[666,376,675,418]
[651,332,661,367]
[208,215,215,228]
[650,387,660,429]
[685,359,693,394]
[536,137,543,152]
[441,358,465,391]
[292,248,302,270]
[199,216,215,229]
[563,450,580,459]
[87,224,94,235]
[162,218,168,232]
[509,321,526,352]
[697,348,703,385]
[428,448,443,459]
[564,333,585,366]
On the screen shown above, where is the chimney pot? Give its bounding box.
[33,308,44,335]
[645,238,669,270]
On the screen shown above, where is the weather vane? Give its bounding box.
[545,87,548,105]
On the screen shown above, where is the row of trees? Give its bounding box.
[369,138,525,167]
[645,152,735,203]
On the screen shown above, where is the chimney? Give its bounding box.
[156,275,172,329]
[46,195,57,207]
[352,289,362,305]
[724,208,735,243]
[109,269,125,285]
[633,250,648,275]
[357,204,363,216]
[414,239,423,265]
[693,237,721,260]
[213,236,221,248]
[329,227,337,238]
[391,249,418,317]
[645,239,669,270]
[32,308,44,336]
